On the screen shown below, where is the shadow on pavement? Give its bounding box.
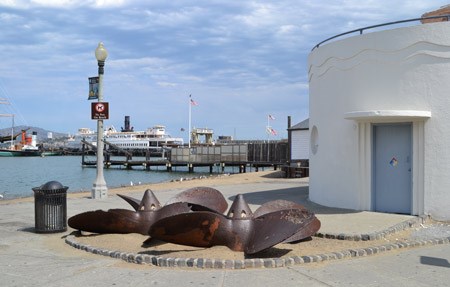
[420,256,450,268]
[228,186,361,215]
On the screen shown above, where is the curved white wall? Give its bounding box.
[308,22,450,220]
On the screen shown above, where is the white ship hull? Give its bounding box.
[68,125,183,151]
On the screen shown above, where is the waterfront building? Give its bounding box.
[308,14,450,220]
[288,118,309,164]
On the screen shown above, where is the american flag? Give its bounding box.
[190,96,198,106]
[268,114,275,120]
[267,127,277,136]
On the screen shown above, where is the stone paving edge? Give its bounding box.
[315,216,425,241]
[64,217,450,270]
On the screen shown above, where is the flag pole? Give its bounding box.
[188,95,191,148]
[267,115,270,161]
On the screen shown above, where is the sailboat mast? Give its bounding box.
[11,114,14,148]
[0,98,15,149]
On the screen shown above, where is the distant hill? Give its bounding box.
[0,125,68,141]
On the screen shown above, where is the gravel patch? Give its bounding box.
[410,222,450,240]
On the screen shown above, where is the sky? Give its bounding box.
[0,0,448,141]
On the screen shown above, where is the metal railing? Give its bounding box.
[312,14,450,51]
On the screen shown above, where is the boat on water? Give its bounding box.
[0,98,45,157]
[68,116,184,154]
[0,98,41,157]
[0,129,42,157]
[0,149,41,157]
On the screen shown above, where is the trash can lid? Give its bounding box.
[41,181,65,190]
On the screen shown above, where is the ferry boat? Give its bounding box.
[69,116,184,153]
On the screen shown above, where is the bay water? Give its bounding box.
[0,156,234,200]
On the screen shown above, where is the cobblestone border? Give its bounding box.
[315,216,426,241]
[65,218,450,269]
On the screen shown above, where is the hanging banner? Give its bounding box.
[88,77,99,100]
[91,102,109,120]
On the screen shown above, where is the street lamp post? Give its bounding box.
[92,42,108,199]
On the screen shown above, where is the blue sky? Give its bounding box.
[0,0,447,141]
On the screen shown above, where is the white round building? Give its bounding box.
[308,20,450,220]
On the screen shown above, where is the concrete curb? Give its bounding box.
[65,217,450,269]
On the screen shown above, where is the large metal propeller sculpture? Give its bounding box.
[68,187,227,235]
[68,187,320,255]
[149,194,320,254]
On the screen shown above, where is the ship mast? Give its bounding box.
[0,98,15,148]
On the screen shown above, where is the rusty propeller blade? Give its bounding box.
[281,216,321,243]
[253,199,307,217]
[246,209,317,254]
[149,194,321,254]
[68,209,150,234]
[165,186,228,214]
[253,199,321,243]
[68,202,198,235]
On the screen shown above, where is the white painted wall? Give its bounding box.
[291,130,309,160]
[308,22,450,220]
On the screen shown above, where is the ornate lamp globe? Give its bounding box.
[95,42,108,61]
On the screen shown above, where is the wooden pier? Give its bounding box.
[82,141,288,174]
[82,158,278,173]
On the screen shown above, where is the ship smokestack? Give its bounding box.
[31,131,37,147]
[122,116,133,132]
[125,116,130,131]
[21,130,26,144]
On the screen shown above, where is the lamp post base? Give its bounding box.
[92,183,108,199]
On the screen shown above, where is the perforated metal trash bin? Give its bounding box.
[33,181,68,233]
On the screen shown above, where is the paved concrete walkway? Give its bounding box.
[1,177,449,286]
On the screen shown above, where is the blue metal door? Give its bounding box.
[373,124,412,214]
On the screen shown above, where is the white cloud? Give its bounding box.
[0,0,128,8]
[0,12,22,21]
[156,81,177,87]
[234,3,275,28]
[1,0,449,138]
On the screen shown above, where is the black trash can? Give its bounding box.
[33,181,68,233]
